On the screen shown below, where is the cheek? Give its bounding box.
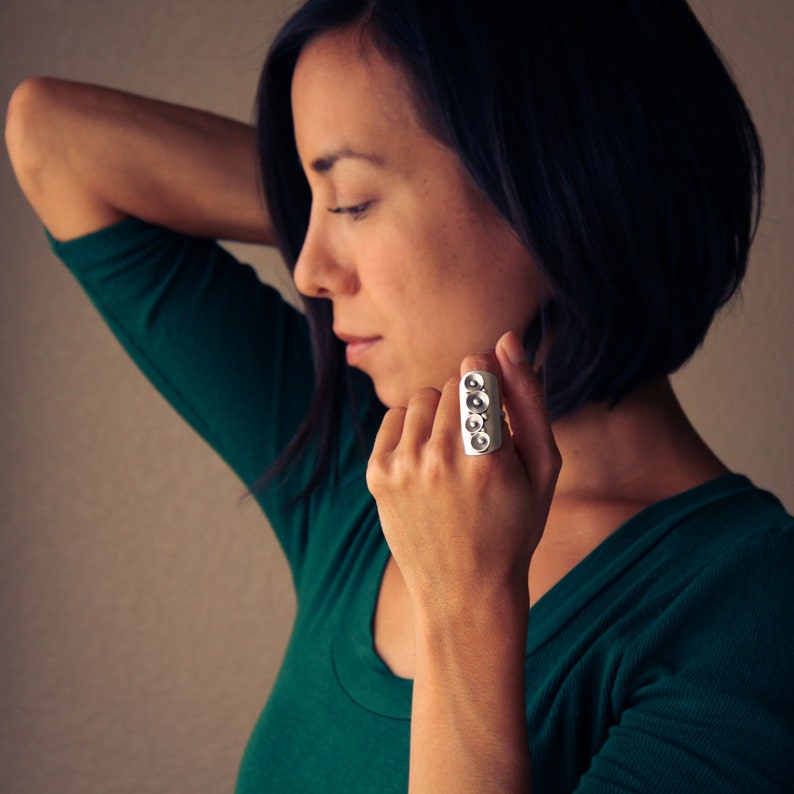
[427,229,538,337]
[369,198,539,354]
[470,221,541,323]
[361,223,442,311]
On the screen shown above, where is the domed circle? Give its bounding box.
[465,414,484,433]
[470,432,491,452]
[463,372,484,392]
[465,390,490,414]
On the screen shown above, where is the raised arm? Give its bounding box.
[367,333,561,792]
[5,77,271,244]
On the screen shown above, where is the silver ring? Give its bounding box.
[459,370,502,455]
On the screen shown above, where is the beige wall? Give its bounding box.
[1,1,791,792]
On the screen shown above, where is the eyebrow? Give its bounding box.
[310,148,386,174]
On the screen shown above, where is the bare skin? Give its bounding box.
[6,37,729,792]
[5,77,270,243]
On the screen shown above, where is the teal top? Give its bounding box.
[49,218,794,793]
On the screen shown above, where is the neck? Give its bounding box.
[550,378,729,509]
[526,378,730,605]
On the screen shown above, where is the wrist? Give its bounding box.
[409,585,532,793]
[413,580,529,667]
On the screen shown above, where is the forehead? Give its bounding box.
[290,28,423,164]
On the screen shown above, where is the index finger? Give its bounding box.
[495,331,560,481]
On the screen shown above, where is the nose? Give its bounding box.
[293,213,360,299]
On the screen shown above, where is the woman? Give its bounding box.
[6,0,792,791]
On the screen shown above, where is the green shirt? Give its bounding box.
[50,219,794,792]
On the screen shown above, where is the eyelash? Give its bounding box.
[328,202,371,221]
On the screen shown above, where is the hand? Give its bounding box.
[366,331,561,613]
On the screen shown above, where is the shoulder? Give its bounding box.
[621,477,793,686]
[592,482,794,790]
[644,475,792,578]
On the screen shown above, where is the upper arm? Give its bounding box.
[5,77,127,240]
[577,527,794,793]
[49,220,313,491]
[6,77,271,244]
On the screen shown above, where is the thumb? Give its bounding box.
[495,331,560,482]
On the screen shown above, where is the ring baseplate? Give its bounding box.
[460,370,502,455]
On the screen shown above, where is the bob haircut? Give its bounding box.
[256,0,763,491]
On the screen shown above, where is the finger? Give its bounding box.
[370,406,407,460]
[400,387,443,451]
[495,331,560,481]
[459,350,500,385]
[429,376,466,454]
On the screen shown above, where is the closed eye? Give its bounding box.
[327,201,372,220]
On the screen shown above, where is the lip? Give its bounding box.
[335,330,382,367]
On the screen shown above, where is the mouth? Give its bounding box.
[334,330,382,367]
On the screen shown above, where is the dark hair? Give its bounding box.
[256,0,763,493]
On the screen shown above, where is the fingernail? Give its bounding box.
[502,331,527,364]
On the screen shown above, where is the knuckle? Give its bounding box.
[366,454,390,493]
[384,406,407,424]
[423,442,454,481]
[409,386,441,406]
[367,450,415,495]
[365,463,382,495]
[539,446,563,484]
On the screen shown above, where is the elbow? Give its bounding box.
[5,77,62,199]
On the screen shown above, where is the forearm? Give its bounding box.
[5,77,270,243]
[410,586,532,793]
[369,342,558,792]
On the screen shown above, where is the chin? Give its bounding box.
[370,370,452,411]
[367,369,419,410]
[372,382,409,410]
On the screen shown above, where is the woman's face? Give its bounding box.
[291,28,542,408]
